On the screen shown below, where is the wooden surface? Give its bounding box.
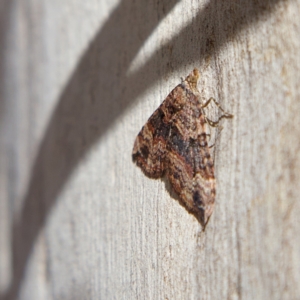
[1,0,300,299]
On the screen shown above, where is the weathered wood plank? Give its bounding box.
[1,0,300,299]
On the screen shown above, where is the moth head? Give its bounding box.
[185,68,200,90]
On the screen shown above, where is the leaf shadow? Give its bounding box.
[0,0,13,123]
[1,0,285,299]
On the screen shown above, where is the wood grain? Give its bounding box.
[1,0,300,299]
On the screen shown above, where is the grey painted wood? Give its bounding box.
[1,0,300,299]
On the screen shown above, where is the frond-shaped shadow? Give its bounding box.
[1,0,285,299]
[0,0,13,122]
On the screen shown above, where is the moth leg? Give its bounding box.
[206,113,234,128]
[206,133,211,142]
[200,98,227,128]
[209,126,223,148]
[205,117,220,128]
[202,97,234,119]
[203,103,232,128]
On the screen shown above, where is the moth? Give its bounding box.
[132,69,232,227]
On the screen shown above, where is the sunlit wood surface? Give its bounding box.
[1,0,300,299]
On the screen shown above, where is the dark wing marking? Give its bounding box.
[166,127,215,226]
[132,107,169,178]
[132,83,188,178]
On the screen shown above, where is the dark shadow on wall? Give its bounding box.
[0,0,13,123]
[0,0,285,299]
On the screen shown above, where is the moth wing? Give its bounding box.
[132,84,186,178]
[166,124,215,226]
[132,106,170,178]
[191,134,216,225]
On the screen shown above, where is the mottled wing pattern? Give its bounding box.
[132,107,169,178]
[132,69,216,227]
[132,81,187,178]
[166,107,215,226]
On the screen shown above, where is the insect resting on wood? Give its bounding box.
[132,69,233,228]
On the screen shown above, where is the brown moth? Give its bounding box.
[132,69,232,227]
